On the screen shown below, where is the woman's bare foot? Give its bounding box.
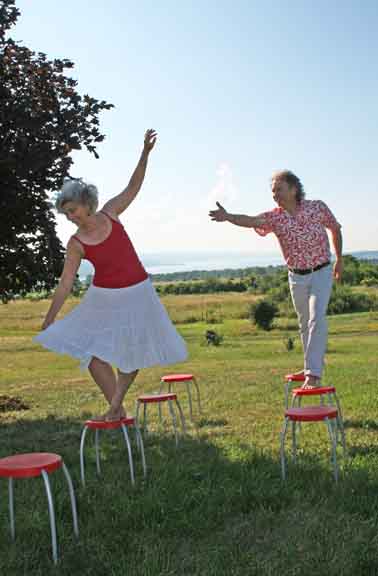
[93,405,127,421]
[301,375,321,390]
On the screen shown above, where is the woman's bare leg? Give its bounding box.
[88,357,126,416]
[105,369,139,420]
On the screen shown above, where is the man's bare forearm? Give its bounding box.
[225,213,264,228]
[332,227,343,260]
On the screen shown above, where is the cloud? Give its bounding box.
[208,162,239,208]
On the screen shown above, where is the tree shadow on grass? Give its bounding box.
[0,416,378,576]
[344,418,378,431]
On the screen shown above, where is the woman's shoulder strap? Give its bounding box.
[100,209,120,223]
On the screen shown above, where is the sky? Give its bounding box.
[12,0,378,256]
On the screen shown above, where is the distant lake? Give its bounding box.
[79,250,378,278]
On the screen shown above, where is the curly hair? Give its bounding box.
[55,178,99,214]
[272,170,305,203]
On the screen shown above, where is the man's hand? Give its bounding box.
[209,202,229,222]
[41,317,54,331]
[333,259,343,282]
[143,129,157,153]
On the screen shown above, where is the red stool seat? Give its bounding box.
[138,393,177,403]
[136,392,186,445]
[285,406,338,422]
[85,417,135,430]
[292,386,336,396]
[161,374,194,382]
[0,452,78,564]
[285,373,305,382]
[0,453,62,478]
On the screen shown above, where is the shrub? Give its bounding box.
[250,299,278,331]
[205,330,223,346]
[327,285,378,315]
[284,336,295,351]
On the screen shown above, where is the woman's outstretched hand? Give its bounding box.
[144,129,157,153]
[209,201,228,222]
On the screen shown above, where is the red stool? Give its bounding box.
[136,393,187,446]
[280,406,340,482]
[80,417,146,487]
[285,373,346,452]
[0,452,79,565]
[291,386,346,452]
[159,374,201,421]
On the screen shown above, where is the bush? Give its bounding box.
[327,285,378,315]
[250,299,278,331]
[284,336,295,351]
[205,330,223,346]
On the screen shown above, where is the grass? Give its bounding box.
[0,296,378,575]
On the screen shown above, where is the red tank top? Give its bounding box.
[73,212,148,288]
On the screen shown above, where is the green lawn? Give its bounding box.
[0,297,378,575]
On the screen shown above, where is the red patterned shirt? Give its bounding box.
[255,200,341,269]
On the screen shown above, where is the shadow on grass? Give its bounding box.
[344,418,378,431]
[348,445,378,457]
[0,415,378,575]
[196,417,228,428]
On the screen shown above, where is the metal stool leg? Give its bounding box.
[185,381,193,421]
[280,417,289,480]
[134,425,147,477]
[135,400,141,429]
[8,477,15,540]
[328,392,339,443]
[325,418,338,483]
[41,470,58,565]
[334,393,346,456]
[175,399,187,435]
[292,421,297,461]
[121,424,135,485]
[79,425,89,487]
[167,399,179,446]
[61,463,79,537]
[193,377,202,413]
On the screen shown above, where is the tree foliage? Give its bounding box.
[0,0,114,301]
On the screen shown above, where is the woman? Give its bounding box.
[35,129,188,420]
[209,170,343,388]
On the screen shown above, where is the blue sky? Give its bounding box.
[13,0,378,255]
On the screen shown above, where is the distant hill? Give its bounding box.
[78,250,378,280]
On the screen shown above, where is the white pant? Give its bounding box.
[288,264,333,378]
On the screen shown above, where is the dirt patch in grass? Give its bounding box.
[0,395,30,412]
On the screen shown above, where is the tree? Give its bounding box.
[0,0,114,301]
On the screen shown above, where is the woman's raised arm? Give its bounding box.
[102,129,157,217]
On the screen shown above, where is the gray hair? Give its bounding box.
[55,178,99,214]
[272,170,305,203]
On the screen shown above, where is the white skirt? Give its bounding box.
[34,278,188,373]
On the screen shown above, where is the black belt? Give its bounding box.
[288,261,330,275]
